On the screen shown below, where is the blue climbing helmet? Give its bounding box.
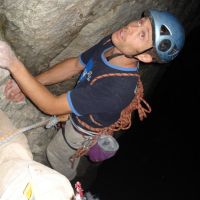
[143,9,185,63]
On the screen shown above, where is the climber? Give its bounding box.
[0,109,74,200]
[0,110,98,200]
[0,9,185,181]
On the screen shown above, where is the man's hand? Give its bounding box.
[0,41,18,70]
[4,79,25,102]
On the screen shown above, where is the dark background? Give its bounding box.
[89,26,200,200]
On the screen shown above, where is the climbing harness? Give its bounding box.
[0,114,69,145]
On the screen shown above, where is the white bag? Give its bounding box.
[0,109,74,200]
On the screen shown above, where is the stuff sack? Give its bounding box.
[88,135,119,162]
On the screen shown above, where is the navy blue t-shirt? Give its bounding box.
[67,35,139,129]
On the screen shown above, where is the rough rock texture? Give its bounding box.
[1,0,200,183]
[0,69,55,165]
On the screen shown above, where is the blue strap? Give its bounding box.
[79,58,94,82]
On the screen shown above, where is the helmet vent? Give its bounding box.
[160,25,170,35]
[158,39,171,52]
[168,44,179,56]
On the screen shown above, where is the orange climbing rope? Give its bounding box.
[77,73,151,134]
[70,73,152,164]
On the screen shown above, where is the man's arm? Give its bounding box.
[35,57,84,85]
[0,41,85,115]
[4,56,84,103]
[9,59,71,115]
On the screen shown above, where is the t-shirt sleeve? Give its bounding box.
[79,43,99,67]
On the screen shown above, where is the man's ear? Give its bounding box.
[136,53,153,63]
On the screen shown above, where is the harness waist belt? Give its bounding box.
[70,117,97,136]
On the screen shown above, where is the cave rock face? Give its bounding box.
[0,0,200,168]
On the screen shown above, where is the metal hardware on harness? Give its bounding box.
[69,136,97,169]
[81,136,94,149]
[46,115,59,129]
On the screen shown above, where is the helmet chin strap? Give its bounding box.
[106,47,153,61]
[125,46,153,59]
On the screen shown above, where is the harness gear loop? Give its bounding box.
[70,72,151,162]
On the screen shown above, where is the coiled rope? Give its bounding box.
[77,73,151,134]
[70,73,152,162]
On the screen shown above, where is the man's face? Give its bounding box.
[112,17,153,56]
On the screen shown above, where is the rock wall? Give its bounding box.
[0,0,200,173]
[0,68,54,165]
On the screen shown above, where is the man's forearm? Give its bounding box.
[35,57,83,85]
[10,60,71,115]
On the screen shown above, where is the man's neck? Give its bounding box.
[105,47,139,68]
